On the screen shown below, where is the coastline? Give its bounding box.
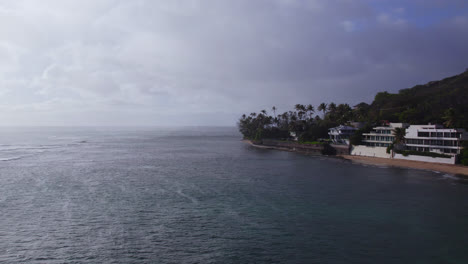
[242,139,325,154]
[243,140,468,177]
[340,155,468,177]
[242,139,297,152]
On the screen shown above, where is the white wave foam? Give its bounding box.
[442,174,460,180]
[0,146,53,152]
[0,156,24,161]
[377,166,389,169]
[175,189,199,204]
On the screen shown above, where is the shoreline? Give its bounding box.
[243,140,468,177]
[340,155,468,177]
[242,139,322,154]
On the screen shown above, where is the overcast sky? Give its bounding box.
[0,0,467,126]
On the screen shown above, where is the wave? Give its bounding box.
[0,146,55,151]
[0,156,25,161]
[0,143,75,152]
[175,189,199,204]
[442,174,461,180]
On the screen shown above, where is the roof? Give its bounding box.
[329,125,358,131]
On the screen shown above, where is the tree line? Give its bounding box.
[238,103,358,142]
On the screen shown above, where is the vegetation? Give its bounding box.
[349,123,373,146]
[238,69,468,163]
[461,142,468,166]
[238,103,355,142]
[393,127,406,144]
[358,69,468,128]
[386,143,394,154]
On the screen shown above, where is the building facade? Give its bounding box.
[328,125,358,144]
[362,123,409,147]
[405,124,468,155]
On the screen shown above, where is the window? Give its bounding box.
[418,132,429,137]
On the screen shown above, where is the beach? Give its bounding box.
[340,155,468,177]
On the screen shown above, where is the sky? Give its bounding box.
[0,0,467,126]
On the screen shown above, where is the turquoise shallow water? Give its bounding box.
[0,127,467,263]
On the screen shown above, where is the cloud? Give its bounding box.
[341,20,356,32]
[0,0,466,126]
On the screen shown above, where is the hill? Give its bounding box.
[238,69,468,143]
[362,69,468,129]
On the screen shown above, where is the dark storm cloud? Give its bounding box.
[0,0,466,125]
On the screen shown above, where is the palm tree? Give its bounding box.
[393,127,406,145]
[271,106,277,118]
[294,104,305,111]
[327,103,337,114]
[306,104,315,120]
[443,108,456,128]
[336,104,352,124]
[318,103,328,116]
[294,104,306,121]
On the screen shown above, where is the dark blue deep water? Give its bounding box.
[0,127,467,263]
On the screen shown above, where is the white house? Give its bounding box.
[328,125,358,144]
[362,123,409,147]
[404,124,468,155]
[290,131,298,141]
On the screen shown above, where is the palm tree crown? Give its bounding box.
[393,127,406,144]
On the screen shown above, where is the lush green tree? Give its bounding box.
[349,123,373,146]
[306,104,315,119]
[443,108,457,128]
[393,127,406,145]
[349,131,363,146]
[327,103,337,115]
[336,104,353,124]
[352,102,370,121]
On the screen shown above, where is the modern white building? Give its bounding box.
[290,131,298,141]
[405,124,468,155]
[362,123,409,147]
[328,125,358,144]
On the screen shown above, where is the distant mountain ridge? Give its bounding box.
[364,69,468,129]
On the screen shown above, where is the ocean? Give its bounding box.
[0,127,467,263]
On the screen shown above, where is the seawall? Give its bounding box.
[243,139,324,154]
[243,139,350,155]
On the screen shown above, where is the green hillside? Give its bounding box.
[363,69,468,129]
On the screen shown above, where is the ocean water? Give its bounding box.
[0,127,467,264]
